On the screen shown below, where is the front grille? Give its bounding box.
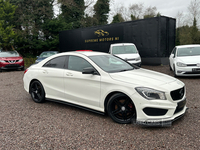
[170,87,185,101]
[184,72,200,74]
[127,58,136,61]
[5,64,20,68]
[5,60,19,63]
[187,64,197,66]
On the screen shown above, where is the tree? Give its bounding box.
[0,0,17,50]
[93,0,110,25]
[129,3,144,20]
[191,17,199,44]
[10,0,61,56]
[59,0,85,29]
[143,6,157,19]
[111,13,124,23]
[188,0,200,21]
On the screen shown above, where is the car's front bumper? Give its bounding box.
[128,60,141,67]
[0,64,24,70]
[136,106,188,127]
[132,83,187,126]
[175,66,200,76]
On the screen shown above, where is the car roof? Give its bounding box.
[59,51,109,57]
[41,51,58,53]
[176,44,200,48]
[111,43,135,46]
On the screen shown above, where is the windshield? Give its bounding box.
[39,51,58,58]
[112,45,138,55]
[89,55,135,73]
[0,51,20,57]
[177,47,200,57]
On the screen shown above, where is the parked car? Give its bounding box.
[35,51,58,63]
[0,50,24,71]
[169,44,200,76]
[23,51,187,126]
[109,43,141,67]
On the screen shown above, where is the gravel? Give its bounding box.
[0,65,200,149]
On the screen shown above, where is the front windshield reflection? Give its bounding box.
[89,55,135,73]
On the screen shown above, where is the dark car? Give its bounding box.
[35,51,58,63]
[0,51,24,71]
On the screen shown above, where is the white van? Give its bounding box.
[109,43,141,67]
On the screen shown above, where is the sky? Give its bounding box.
[113,0,191,18]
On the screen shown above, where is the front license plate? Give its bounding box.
[192,68,200,72]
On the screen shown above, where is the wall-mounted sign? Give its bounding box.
[82,26,123,44]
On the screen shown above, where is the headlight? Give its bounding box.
[0,60,6,63]
[135,87,166,100]
[177,62,186,67]
[18,59,23,62]
[135,57,141,61]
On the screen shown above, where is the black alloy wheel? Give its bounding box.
[30,80,45,103]
[107,93,136,124]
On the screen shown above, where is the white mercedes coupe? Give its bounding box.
[23,51,187,126]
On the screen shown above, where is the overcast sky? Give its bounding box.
[113,0,191,18]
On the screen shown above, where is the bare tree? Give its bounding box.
[143,6,157,18]
[188,0,200,27]
[129,3,144,19]
[111,3,130,21]
[188,0,200,19]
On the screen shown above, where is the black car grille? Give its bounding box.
[5,64,20,68]
[170,87,185,101]
[4,60,19,63]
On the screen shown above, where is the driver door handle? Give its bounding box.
[66,72,73,76]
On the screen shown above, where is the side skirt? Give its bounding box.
[46,98,105,115]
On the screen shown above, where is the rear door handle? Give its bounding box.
[66,72,73,76]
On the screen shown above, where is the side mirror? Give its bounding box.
[82,67,99,75]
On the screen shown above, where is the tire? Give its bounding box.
[107,93,136,124]
[173,65,177,77]
[30,80,45,103]
[21,67,24,71]
[169,64,172,71]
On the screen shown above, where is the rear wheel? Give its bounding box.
[107,93,136,124]
[30,80,45,103]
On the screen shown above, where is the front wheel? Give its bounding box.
[173,65,177,77]
[30,80,45,103]
[107,93,136,124]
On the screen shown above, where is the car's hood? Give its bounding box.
[1,56,22,60]
[177,55,200,63]
[115,53,139,59]
[109,68,177,88]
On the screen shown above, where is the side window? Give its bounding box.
[68,56,93,72]
[43,56,66,68]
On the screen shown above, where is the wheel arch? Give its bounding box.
[104,91,136,113]
[29,79,45,95]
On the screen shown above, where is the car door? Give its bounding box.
[64,55,101,108]
[39,56,67,100]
